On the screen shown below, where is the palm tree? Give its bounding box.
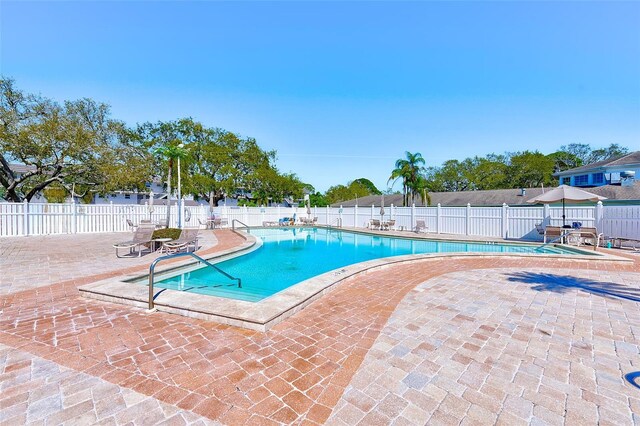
[155,141,189,226]
[389,159,408,206]
[414,175,431,206]
[389,151,426,206]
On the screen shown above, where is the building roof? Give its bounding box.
[145,199,203,207]
[8,163,37,174]
[554,151,640,176]
[332,182,640,207]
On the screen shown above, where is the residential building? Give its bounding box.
[554,151,640,187]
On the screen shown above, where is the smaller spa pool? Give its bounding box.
[147,227,593,303]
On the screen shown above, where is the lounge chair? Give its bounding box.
[278,217,290,226]
[300,216,318,225]
[368,219,381,230]
[213,218,228,229]
[383,219,396,231]
[113,225,156,258]
[566,227,604,248]
[278,214,296,226]
[162,228,200,253]
[414,220,427,233]
[543,226,563,243]
[610,236,640,251]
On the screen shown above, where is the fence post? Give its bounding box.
[411,203,415,230]
[466,203,471,236]
[243,205,249,225]
[371,204,374,220]
[502,203,508,239]
[595,201,604,231]
[354,204,358,228]
[71,199,77,234]
[110,201,115,232]
[326,205,330,225]
[436,203,442,234]
[22,200,29,236]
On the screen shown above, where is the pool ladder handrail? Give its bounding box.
[148,252,241,310]
[232,219,251,231]
[326,218,342,230]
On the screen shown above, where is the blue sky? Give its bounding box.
[2,1,639,193]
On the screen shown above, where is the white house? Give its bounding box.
[554,151,640,188]
[92,178,167,205]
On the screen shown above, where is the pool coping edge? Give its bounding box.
[79,230,632,332]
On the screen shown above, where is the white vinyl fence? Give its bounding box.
[1,201,639,242]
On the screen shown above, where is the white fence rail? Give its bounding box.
[1,201,639,242]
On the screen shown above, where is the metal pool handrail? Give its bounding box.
[326,218,342,230]
[232,219,250,231]
[148,252,241,310]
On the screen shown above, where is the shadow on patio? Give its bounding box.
[505,271,640,303]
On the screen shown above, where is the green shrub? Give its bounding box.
[152,228,181,240]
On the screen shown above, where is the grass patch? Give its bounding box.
[152,228,181,240]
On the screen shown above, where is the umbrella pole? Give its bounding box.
[562,198,566,227]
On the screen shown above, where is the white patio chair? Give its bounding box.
[414,220,427,233]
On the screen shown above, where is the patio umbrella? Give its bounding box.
[379,195,385,222]
[526,185,606,227]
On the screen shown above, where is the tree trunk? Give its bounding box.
[3,187,22,202]
[0,156,23,202]
[208,190,216,213]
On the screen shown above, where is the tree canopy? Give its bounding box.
[0,78,153,202]
[421,144,630,194]
[325,178,381,204]
[136,118,304,207]
[0,79,306,205]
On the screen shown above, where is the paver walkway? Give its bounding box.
[0,342,216,425]
[1,231,639,425]
[0,232,219,295]
[328,268,640,425]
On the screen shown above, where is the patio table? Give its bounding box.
[152,238,172,253]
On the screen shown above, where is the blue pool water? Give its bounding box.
[152,227,588,302]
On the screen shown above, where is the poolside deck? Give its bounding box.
[1,230,639,424]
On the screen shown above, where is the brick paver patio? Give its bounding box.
[328,268,640,425]
[0,343,216,425]
[1,230,639,424]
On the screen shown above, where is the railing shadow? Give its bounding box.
[505,272,640,303]
[625,372,640,390]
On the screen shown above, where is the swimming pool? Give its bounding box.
[151,227,590,302]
